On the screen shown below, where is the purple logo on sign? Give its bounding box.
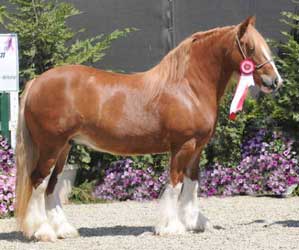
[4,36,14,52]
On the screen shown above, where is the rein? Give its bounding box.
[236,35,273,70]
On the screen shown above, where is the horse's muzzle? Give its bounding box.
[261,75,283,92]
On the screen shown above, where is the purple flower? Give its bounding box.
[93,158,168,201]
[0,135,16,218]
[199,129,299,197]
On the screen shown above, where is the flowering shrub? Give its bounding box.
[0,135,16,218]
[199,129,299,197]
[93,158,168,201]
[93,129,299,201]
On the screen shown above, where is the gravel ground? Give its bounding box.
[1,196,299,250]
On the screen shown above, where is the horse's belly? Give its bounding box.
[73,133,170,155]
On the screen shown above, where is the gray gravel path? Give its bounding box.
[1,196,299,250]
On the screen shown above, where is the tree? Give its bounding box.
[0,0,133,85]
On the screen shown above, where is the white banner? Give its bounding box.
[0,34,19,91]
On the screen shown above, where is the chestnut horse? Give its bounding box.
[15,16,282,241]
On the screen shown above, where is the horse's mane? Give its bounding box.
[151,25,235,80]
[150,37,193,82]
[143,25,235,101]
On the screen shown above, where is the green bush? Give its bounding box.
[0,0,133,83]
[255,9,299,151]
[0,0,134,187]
[68,181,105,204]
[271,10,299,129]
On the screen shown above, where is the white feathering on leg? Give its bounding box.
[23,167,57,241]
[46,173,78,239]
[178,177,210,232]
[155,183,186,235]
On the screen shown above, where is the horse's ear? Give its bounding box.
[249,16,256,26]
[238,16,256,39]
[191,34,199,43]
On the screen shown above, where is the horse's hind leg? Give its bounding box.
[23,147,61,242]
[45,144,79,239]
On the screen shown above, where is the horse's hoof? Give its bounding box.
[34,222,57,242]
[56,223,79,239]
[182,210,211,233]
[155,221,186,235]
[204,221,213,231]
[192,220,212,232]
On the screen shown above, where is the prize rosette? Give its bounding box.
[229,59,256,120]
[240,59,255,75]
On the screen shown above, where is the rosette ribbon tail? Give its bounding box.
[229,59,255,120]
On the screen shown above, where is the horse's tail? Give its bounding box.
[15,79,38,231]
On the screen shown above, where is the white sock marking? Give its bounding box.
[178,177,210,231]
[23,168,57,241]
[46,172,78,238]
[155,183,186,235]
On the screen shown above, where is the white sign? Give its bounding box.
[0,34,19,91]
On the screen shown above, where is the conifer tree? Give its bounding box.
[272,10,299,129]
[0,0,132,84]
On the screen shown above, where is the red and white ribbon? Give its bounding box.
[229,59,255,120]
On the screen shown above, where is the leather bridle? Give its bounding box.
[236,35,273,70]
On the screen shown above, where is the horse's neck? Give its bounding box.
[188,27,236,103]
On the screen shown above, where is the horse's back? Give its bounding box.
[23,65,168,153]
[24,65,111,138]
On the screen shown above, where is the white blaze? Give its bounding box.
[261,46,283,83]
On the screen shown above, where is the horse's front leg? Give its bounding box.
[155,138,210,235]
[178,158,210,232]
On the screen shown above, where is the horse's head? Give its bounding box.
[231,16,283,93]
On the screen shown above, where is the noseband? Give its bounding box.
[236,35,273,70]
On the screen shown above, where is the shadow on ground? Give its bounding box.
[266,220,299,228]
[79,225,154,237]
[241,219,299,228]
[0,226,153,242]
[241,219,267,225]
[0,231,30,242]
